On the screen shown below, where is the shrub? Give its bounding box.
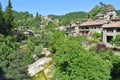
[96,43,108,52]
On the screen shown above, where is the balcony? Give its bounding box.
[79,29,89,31]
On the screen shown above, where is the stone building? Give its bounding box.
[65,7,120,44]
[102,17,120,43]
[96,13,104,19]
[79,19,105,36]
[66,23,79,36]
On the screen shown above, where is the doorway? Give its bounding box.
[107,36,113,42]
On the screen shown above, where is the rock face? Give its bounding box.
[28,57,52,76]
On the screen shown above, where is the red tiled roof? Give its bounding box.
[102,22,120,28]
[111,17,120,21]
[80,20,105,26]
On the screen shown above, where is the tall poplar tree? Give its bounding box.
[0,2,5,34]
[5,0,14,35]
[0,2,2,10]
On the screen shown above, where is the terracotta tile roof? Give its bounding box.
[80,20,105,26]
[102,22,120,28]
[111,16,120,21]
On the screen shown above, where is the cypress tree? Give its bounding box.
[5,0,14,35]
[0,2,5,34]
[36,12,39,18]
[0,2,2,10]
[35,12,41,21]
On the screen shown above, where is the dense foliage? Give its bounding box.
[88,2,114,19]
[0,1,120,80]
[0,2,5,35]
[0,0,14,35]
[50,31,120,80]
[117,10,120,16]
[111,34,120,46]
[5,0,14,35]
[0,34,34,80]
[51,32,112,80]
[93,32,101,39]
[0,1,35,80]
[13,11,42,30]
[49,11,88,26]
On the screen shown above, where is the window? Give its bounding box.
[85,27,88,29]
[116,28,120,32]
[107,28,113,32]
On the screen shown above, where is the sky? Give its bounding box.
[0,0,120,16]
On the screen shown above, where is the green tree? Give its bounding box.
[94,49,120,80]
[47,21,56,28]
[49,11,88,25]
[0,2,5,34]
[0,2,2,10]
[93,32,101,39]
[50,31,112,80]
[0,34,33,80]
[111,34,120,46]
[61,18,71,26]
[0,66,7,80]
[88,41,120,80]
[88,5,102,19]
[5,0,14,35]
[50,30,65,53]
[53,39,112,80]
[111,57,120,80]
[34,44,43,57]
[5,49,33,80]
[117,10,120,16]
[34,12,41,28]
[88,3,114,19]
[27,39,35,52]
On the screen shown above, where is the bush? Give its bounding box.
[96,43,108,53]
[53,40,112,80]
[93,32,101,39]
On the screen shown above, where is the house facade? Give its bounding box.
[65,8,120,44]
[66,23,79,36]
[79,19,105,36]
[102,18,120,43]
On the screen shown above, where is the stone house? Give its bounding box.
[96,13,104,19]
[65,8,120,44]
[79,19,105,36]
[102,17,120,43]
[66,23,79,36]
[66,19,105,36]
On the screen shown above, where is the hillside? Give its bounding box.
[49,11,88,25]
[49,3,120,26]
[1,1,120,80]
[49,11,88,20]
